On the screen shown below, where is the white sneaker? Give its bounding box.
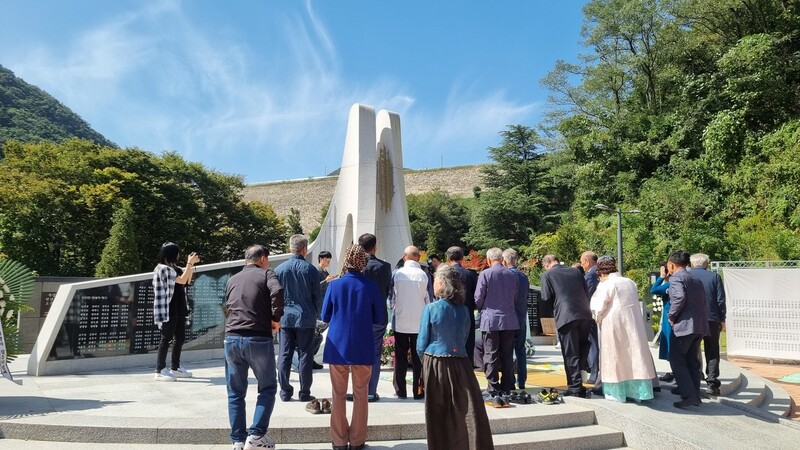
[232,442,245,450]
[154,368,176,381]
[244,433,275,449]
[171,367,193,378]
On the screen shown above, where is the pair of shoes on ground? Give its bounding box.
[306,398,332,414]
[232,433,276,450]
[508,391,533,404]
[538,388,561,404]
[154,367,193,381]
[482,390,511,408]
[345,393,381,402]
[560,389,591,399]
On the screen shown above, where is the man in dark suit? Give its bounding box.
[690,253,726,396]
[446,246,478,364]
[667,250,709,408]
[359,233,393,402]
[540,254,593,397]
[580,251,601,387]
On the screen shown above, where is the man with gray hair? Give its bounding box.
[502,248,531,390]
[275,234,321,403]
[476,247,519,403]
[690,253,726,396]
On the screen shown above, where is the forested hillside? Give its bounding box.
[512,0,800,281]
[0,64,115,153]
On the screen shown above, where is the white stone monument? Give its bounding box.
[308,103,412,272]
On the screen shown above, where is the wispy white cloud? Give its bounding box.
[5,0,538,181]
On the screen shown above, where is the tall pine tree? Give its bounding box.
[95,200,140,277]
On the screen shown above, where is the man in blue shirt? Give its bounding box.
[275,234,321,402]
[475,247,519,396]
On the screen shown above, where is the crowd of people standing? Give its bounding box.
[151,234,726,450]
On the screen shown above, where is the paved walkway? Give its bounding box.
[3,346,800,449]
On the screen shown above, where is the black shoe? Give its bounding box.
[368,393,380,402]
[674,397,701,409]
[395,392,407,399]
[706,386,721,397]
[560,389,587,398]
[590,386,603,396]
[299,395,316,402]
[653,386,661,393]
[332,445,348,450]
[346,393,354,401]
[350,444,367,450]
[659,372,675,382]
[671,387,680,395]
[313,362,324,370]
[413,393,425,400]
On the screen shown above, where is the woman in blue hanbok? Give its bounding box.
[651,262,673,382]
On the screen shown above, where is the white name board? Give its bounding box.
[723,268,800,360]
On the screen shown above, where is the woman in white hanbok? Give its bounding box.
[590,257,656,403]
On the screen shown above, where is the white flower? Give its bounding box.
[8,295,13,302]
[0,300,5,310]
[5,309,13,320]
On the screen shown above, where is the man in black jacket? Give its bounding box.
[446,246,478,365]
[224,244,284,450]
[359,233,392,402]
[540,254,593,398]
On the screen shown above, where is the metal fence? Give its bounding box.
[710,260,800,271]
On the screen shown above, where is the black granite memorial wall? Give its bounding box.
[47,266,241,360]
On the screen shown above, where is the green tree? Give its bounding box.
[287,208,303,235]
[309,203,330,242]
[406,189,471,255]
[0,139,288,275]
[466,126,562,250]
[95,200,140,277]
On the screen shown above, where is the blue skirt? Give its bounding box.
[658,300,672,361]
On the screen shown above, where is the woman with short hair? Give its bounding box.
[417,264,494,450]
[590,256,657,402]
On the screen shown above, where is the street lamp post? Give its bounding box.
[594,203,641,276]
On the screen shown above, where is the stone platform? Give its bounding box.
[1,346,799,449]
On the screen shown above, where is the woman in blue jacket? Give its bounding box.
[417,264,494,450]
[321,245,383,450]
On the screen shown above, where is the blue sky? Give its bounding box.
[0,0,586,183]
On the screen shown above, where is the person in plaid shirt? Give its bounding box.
[152,242,200,381]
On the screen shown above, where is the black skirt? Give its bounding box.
[422,354,494,450]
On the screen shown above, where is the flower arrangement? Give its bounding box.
[381,330,395,366]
